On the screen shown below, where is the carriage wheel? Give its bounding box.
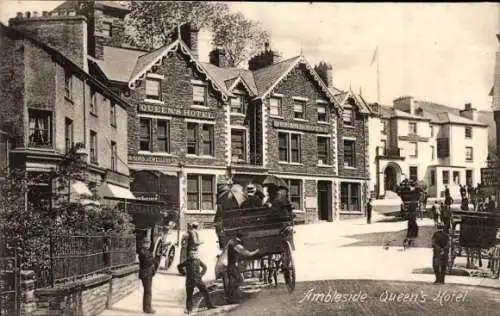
[282,241,295,293]
[164,246,176,270]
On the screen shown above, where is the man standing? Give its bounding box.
[432,223,450,284]
[178,249,216,314]
[441,201,452,231]
[226,231,260,303]
[138,237,158,314]
[366,198,373,224]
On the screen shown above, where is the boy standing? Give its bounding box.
[178,250,216,314]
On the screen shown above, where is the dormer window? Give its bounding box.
[231,94,247,114]
[193,84,207,107]
[317,104,327,122]
[343,106,353,125]
[146,78,161,101]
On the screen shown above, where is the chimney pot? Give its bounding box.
[25,12,31,18]
[32,11,39,18]
[42,11,49,17]
[465,103,472,111]
[16,12,23,18]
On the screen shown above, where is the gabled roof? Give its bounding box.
[127,40,233,101]
[333,90,371,115]
[200,63,258,96]
[96,46,145,82]
[252,55,340,108]
[0,23,130,110]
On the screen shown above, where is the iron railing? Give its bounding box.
[33,234,136,288]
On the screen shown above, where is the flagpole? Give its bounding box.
[376,47,380,103]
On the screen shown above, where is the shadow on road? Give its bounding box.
[341,225,435,248]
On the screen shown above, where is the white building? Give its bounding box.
[368,96,489,200]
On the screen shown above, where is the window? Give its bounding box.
[343,139,356,168]
[231,94,246,114]
[430,145,435,159]
[278,132,301,163]
[381,120,387,134]
[64,118,73,153]
[231,129,246,162]
[293,100,305,119]
[28,110,52,147]
[187,123,214,156]
[146,78,161,100]
[453,171,460,184]
[193,84,207,106]
[409,142,418,157]
[317,136,330,165]
[466,170,473,186]
[340,182,360,212]
[317,104,327,122]
[90,130,97,164]
[187,174,214,210]
[270,97,282,116]
[111,141,117,171]
[465,126,472,138]
[90,89,97,114]
[430,170,436,186]
[409,166,418,182]
[286,179,302,211]
[343,107,353,125]
[110,102,116,126]
[64,69,72,99]
[442,171,449,185]
[465,146,473,161]
[409,122,417,134]
[157,120,170,152]
[28,172,52,210]
[139,118,151,151]
[102,22,112,37]
[430,126,434,137]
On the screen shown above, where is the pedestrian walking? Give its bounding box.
[366,198,373,224]
[138,237,159,314]
[431,201,439,226]
[432,223,450,284]
[178,249,217,314]
[441,203,452,231]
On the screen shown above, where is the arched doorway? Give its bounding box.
[384,163,402,192]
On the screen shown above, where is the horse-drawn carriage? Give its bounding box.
[449,210,500,278]
[214,175,296,301]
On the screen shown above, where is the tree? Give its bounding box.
[125,1,230,50]
[125,1,270,67]
[210,12,270,67]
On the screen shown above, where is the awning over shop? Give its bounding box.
[72,181,92,196]
[70,181,100,206]
[98,183,136,200]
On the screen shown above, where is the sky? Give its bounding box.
[1,1,499,111]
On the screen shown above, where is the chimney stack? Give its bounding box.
[180,23,199,60]
[209,46,229,68]
[9,11,88,71]
[393,96,415,115]
[459,103,478,121]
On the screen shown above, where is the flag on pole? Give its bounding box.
[370,47,378,66]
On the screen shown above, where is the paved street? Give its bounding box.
[101,213,500,315]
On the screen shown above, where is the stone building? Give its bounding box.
[28,1,372,227]
[0,9,133,206]
[368,97,489,200]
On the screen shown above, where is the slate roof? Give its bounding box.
[252,56,302,97]
[96,46,145,82]
[200,63,258,95]
[128,44,175,82]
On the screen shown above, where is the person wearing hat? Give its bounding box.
[241,183,264,209]
[226,231,260,302]
[366,198,373,224]
[432,223,450,284]
[138,237,158,314]
[187,222,201,251]
[178,249,216,313]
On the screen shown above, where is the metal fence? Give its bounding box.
[34,234,137,288]
[0,239,20,316]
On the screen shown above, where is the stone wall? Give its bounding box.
[18,265,139,316]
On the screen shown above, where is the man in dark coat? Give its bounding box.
[366,198,373,224]
[441,202,452,231]
[241,184,263,209]
[226,232,259,302]
[432,223,450,284]
[138,237,158,314]
[178,249,216,313]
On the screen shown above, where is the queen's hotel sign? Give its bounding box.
[138,104,216,119]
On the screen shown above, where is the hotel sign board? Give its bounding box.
[272,120,330,134]
[138,104,216,120]
[128,154,177,165]
[481,167,500,187]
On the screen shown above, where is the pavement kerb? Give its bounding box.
[191,304,239,316]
